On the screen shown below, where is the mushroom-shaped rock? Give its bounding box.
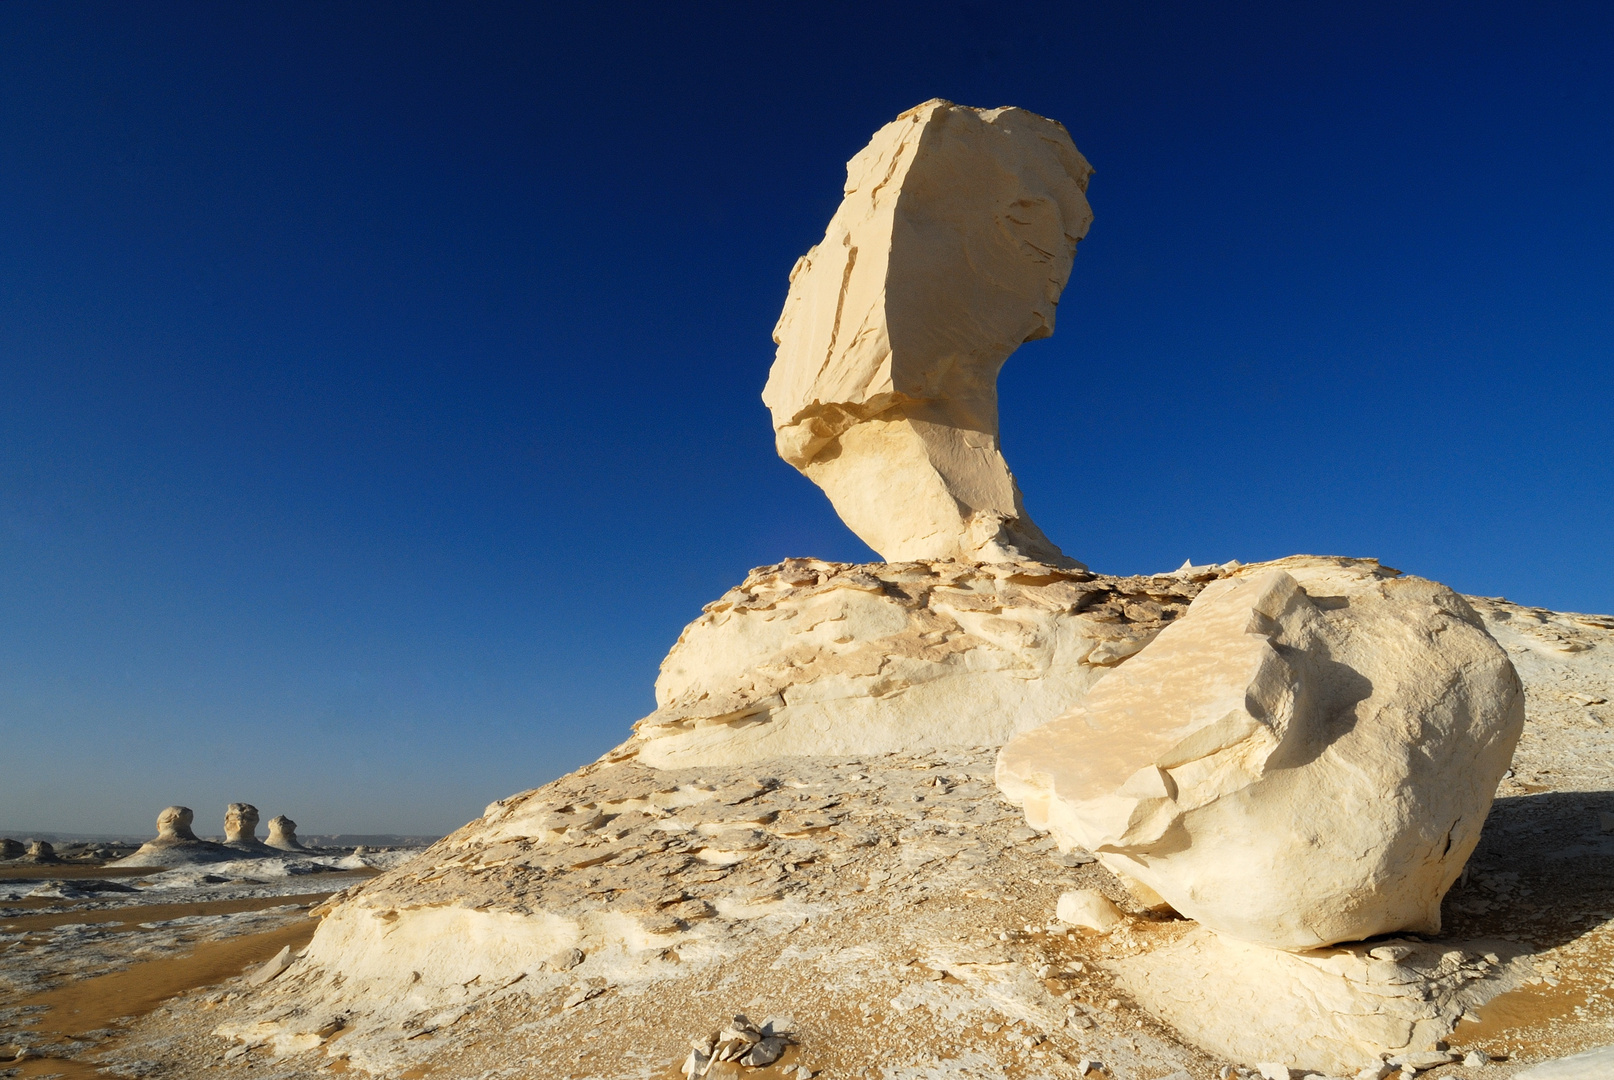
[997,556,1525,951]
[224,803,271,851]
[764,99,1093,566]
[112,805,239,867]
[0,838,23,859]
[266,815,306,851]
[157,804,201,842]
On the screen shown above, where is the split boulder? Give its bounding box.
[997,556,1525,950]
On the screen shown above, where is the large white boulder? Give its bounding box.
[763,99,1093,565]
[622,557,1204,769]
[997,556,1525,950]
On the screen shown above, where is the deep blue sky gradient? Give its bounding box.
[2,2,1610,835]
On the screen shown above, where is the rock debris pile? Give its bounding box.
[682,1015,793,1076]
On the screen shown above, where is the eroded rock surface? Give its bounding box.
[1110,928,1530,1074]
[210,750,1215,1080]
[763,99,1093,565]
[624,557,1208,769]
[225,803,270,851]
[997,556,1526,951]
[114,805,241,867]
[267,815,306,851]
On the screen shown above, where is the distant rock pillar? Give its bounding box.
[224,803,262,846]
[156,805,200,842]
[266,815,307,851]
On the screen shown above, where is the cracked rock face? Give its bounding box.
[623,557,1208,769]
[763,99,1093,565]
[997,556,1526,951]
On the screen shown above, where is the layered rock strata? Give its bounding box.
[763,99,1093,565]
[623,557,1209,769]
[212,750,1220,1078]
[997,556,1526,950]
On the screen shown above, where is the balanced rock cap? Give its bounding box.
[764,99,1093,566]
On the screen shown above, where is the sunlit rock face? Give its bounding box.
[157,805,200,843]
[764,98,1093,566]
[225,803,273,852]
[623,557,1207,769]
[113,805,238,867]
[997,556,1526,951]
[266,815,306,851]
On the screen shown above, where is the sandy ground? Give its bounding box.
[0,855,412,1078]
[1,594,1609,1080]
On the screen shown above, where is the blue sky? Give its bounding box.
[2,3,1610,836]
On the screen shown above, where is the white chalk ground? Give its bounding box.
[1,592,1609,1080]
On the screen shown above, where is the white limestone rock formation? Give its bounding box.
[1109,929,1531,1074]
[225,803,273,852]
[622,557,1207,769]
[1515,1045,1614,1079]
[0,838,24,859]
[113,805,240,867]
[266,815,307,852]
[190,579,1614,1079]
[763,99,1093,565]
[997,556,1526,951]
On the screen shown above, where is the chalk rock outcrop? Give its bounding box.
[0,838,23,859]
[225,803,271,851]
[997,556,1526,951]
[114,805,240,867]
[1109,929,1531,1074]
[622,557,1209,769]
[763,99,1093,565]
[24,840,57,862]
[266,815,306,851]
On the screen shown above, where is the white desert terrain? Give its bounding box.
[2,101,1609,1080]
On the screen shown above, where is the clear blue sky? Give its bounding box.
[2,3,1610,837]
